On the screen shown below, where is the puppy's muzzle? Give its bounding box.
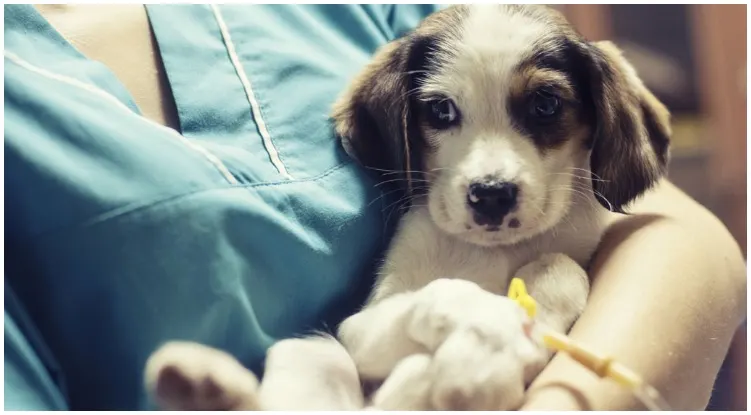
[467,181,518,228]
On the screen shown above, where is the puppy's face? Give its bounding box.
[334,5,670,247]
[416,6,593,246]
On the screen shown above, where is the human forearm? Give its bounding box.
[521,180,747,410]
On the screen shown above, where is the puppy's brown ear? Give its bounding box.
[583,40,671,212]
[331,36,432,196]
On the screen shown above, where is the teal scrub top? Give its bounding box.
[4,4,442,410]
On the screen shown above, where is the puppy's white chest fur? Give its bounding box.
[371,200,608,302]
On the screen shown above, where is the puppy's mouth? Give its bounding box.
[461,201,538,246]
[428,185,547,247]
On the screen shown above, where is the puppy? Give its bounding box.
[145,4,670,411]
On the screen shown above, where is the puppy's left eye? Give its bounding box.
[427,98,461,128]
[530,90,561,120]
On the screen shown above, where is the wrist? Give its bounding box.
[520,383,589,411]
[520,352,639,411]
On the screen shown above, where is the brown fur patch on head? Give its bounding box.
[527,69,577,101]
[509,65,577,102]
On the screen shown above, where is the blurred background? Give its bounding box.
[553,4,747,411]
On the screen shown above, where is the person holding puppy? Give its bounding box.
[5,4,745,411]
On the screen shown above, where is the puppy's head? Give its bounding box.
[333,5,670,247]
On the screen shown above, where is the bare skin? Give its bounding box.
[521,180,746,410]
[36,5,746,410]
[36,4,180,130]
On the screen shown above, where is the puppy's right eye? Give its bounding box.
[427,98,461,129]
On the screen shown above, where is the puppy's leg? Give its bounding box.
[514,253,590,382]
[338,280,504,380]
[355,279,540,411]
[428,328,527,411]
[370,354,433,410]
[144,341,260,410]
[338,291,429,379]
[410,259,588,411]
[339,279,535,392]
[259,335,364,410]
[516,253,589,334]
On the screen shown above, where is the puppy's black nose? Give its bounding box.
[467,182,518,226]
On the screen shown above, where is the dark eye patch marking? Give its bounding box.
[507,35,591,151]
[406,35,440,93]
[404,34,468,140]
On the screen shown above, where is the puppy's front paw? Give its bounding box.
[398,279,546,410]
[144,341,260,411]
[407,278,530,351]
[515,253,590,333]
[432,327,530,410]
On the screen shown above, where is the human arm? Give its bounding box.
[520,179,747,410]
